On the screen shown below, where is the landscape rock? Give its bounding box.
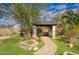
[68,43,73,48]
[64,51,77,55]
[20,39,39,50]
[33,47,39,51]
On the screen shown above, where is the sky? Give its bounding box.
[46,3,79,14]
[0,3,79,27]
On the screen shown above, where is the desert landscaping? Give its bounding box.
[0,3,79,55]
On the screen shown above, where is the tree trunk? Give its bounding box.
[20,24,24,37]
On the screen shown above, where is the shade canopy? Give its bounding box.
[33,21,57,26]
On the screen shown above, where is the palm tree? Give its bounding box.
[60,10,79,46]
[60,10,76,34]
[61,10,79,25]
[0,3,47,37]
[61,10,79,34]
[10,4,40,37]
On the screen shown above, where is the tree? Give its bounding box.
[0,3,48,37]
[10,4,40,37]
[60,10,79,47]
[61,10,79,25]
[60,10,78,35]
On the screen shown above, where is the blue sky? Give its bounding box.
[0,3,79,26]
[46,3,79,14]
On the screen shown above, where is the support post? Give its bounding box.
[33,25,37,38]
[52,25,56,39]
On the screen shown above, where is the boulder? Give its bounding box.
[64,51,77,55]
[33,47,39,51]
[68,43,73,48]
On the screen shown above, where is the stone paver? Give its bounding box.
[34,36,57,55]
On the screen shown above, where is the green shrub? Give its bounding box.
[54,39,79,55]
[37,38,44,48]
[74,39,79,49]
[25,39,34,44]
[36,38,41,42]
[37,27,43,38]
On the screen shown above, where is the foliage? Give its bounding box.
[0,4,40,37]
[0,4,48,37]
[36,38,44,49]
[59,10,79,43]
[61,10,79,29]
[37,27,43,38]
[74,39,79,50]
[11,4,39,35]
[61,10,79,30]
[54,39,79,55]
[23,38,34,44]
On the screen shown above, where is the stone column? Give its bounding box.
[52,25,56,39]
[33,25,37,38]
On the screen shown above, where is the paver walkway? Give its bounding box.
[34,36,57,55]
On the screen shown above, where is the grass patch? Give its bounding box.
[0,44,33,55]
[54,38,79,55]
[0,35,34,55]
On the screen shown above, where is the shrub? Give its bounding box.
[25,39,34,44]
[36,38,44,48]
[74,39,79,49]
[37,27,43,38]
